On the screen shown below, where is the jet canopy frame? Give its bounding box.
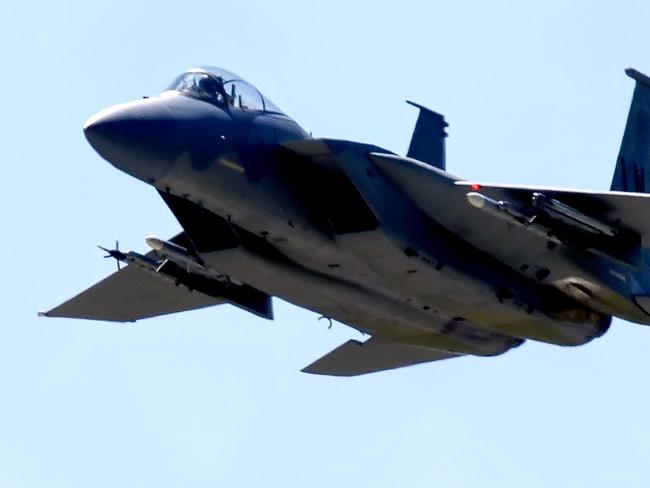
[166,66,284,114]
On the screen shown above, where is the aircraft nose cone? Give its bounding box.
[84,99,181,181]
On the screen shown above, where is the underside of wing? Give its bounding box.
[455,181,650,239]
[302,337,463,376]
[369,152,650,256]
[41,262,226,322]
[42,232,274,323]
[371,151,650,226]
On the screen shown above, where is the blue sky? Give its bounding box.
[2,0,650,486]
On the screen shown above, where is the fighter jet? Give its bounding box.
[40,66,650,376]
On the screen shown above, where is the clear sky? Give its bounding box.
[2,1,650,486]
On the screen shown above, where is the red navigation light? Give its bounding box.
[470,183,482,191]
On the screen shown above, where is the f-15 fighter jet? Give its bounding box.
[41,66,650,376]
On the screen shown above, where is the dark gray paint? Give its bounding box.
[41,66,650,375]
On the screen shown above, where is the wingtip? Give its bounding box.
[37,310,50,318]
[300,366,353,377]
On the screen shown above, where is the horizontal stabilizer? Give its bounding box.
[41,262,226,322]
[302,338,462,376]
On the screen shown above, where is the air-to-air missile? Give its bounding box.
[145,236,206,273]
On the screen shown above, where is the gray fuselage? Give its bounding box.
[83,74,621,357]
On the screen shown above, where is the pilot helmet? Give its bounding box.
[197,75,219,95]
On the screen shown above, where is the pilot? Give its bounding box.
[196,75,222,101]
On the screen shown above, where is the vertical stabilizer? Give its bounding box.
[406,100,448,170]
[611,68,650,192]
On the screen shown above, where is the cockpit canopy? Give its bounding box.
[166,66,283,114]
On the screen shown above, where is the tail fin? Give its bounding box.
[406,100,448,170]
[611,68,650,192]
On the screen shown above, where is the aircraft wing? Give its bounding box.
[41,233,273,322]
[365,152,650,268]
[369,152,650,237]
[452,181,650,236]
[303,337,462,376]
[40,261,228,322]
[283,138,650,246]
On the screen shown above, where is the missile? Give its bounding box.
[466,192,561,242]
[125,251,160,271]
[466,192,530,222]
[467,191,620,245]
[98,241,162,271]
[466,192,498,210]
[531,192,618,237]
[145,236,206,271]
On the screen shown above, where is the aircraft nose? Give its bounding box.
[83,98,181,181]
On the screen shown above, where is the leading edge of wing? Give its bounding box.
[455,180,650,199]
